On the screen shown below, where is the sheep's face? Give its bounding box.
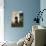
[26,32,32,40]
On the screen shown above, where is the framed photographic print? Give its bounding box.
[11,11,24,27]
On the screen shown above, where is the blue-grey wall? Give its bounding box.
[4,0,40,42]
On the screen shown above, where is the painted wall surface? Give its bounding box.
[4,0,40,42]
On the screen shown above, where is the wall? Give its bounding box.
[4,0,40,42]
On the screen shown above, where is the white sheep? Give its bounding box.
[23,32,34,46]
